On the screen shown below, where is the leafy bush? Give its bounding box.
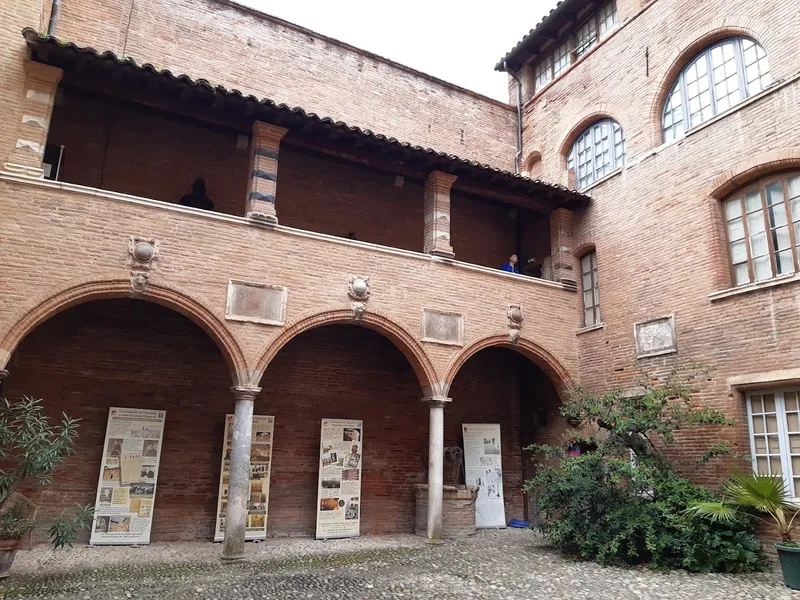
[0,396,93,547]
[526,370,765,573]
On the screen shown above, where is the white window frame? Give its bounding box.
[746,388,800,501]
[566,119,626,190]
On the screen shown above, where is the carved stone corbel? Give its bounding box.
[351,302,366,321]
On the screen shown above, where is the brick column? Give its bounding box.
[424,171,457,258]
[221,385,260,562]
[2,61,62,178]
[550,208,577,287]
[246,122,288,224]
[423,396,451,542]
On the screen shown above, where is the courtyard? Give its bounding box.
[1,529,795,599]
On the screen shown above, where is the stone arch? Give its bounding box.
[709,147,800,199]
[442,333,574,399]
[253,307,440,396]
[558,106,629,182]
[648,17,776,147]
[0,277,249,385]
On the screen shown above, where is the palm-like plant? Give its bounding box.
[686,472,800,544]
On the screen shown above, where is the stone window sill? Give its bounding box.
[576,322,605,335]
[709,273,800,302]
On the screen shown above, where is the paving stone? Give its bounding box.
[1,529,798,599]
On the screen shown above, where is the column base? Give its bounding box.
[429,249,455,259]
[246,211,278,226]
[220,553,246,563]
[2,162,44,179]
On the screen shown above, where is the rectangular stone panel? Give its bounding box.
[634,315,677,358]
[226,280,287,326]
[421,308,464,346]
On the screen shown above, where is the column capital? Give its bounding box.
[425,170,458,191]
[252,121,288,147]
[230,385,261,402]
[23,59,63,86]
[422,396,452,407]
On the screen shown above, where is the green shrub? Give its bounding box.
[527,369,765,573]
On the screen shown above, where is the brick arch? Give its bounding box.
[522,150,542,178]
[442,334,574,400]
[558,104,628,163]
[0,277,249,385]
[253,308,440,396]
[648,17,776,147]
[709,148,800,199]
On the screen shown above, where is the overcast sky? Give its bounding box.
[236,0,557,101]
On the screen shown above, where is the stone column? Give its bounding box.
[423,396,451,542]
[246,121,288,224]
[423,171,457,258]
[2,61,63,178]
[550,208,577,287]
[221,385,260,562]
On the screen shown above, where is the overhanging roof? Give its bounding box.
[495,0,595,72]
[23,28,590,209]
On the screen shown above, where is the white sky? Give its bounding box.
[236,0,557,101]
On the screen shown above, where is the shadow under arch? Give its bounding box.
[442,334,574,399]
[0,278,249,385]
[253,307,439,396]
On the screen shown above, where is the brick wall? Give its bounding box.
[42,0,517,170]
[4,301,556,541]
[516,0,800,476]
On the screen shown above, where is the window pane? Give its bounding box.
[766,413,779,433]
[728,218,745,241]
[734,263,750,285]
[777,250,795,275]
[535,55,553,89]
[711,41,741,112]
[726,198,742,220]
[772,456,783,475]
[788,176,800,201]
[788,413,800,432]
[791,435,800,453]
[741,38,772,95]
[745,190,763,213]
[753,414,765,433]
[598,1,617,37]
[570,119,624,190]
[574,18,597,57]
[754,436,767,452]
[756,457,769,475]
[730,240,747,263]
[764,395,776,412]
[787,392,799,411]
[553,42,570,77]
[754,256,772,281]
[583,290,594,308]
[585,307,595,326]
[768,435,781,454]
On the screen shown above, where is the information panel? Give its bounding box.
[91,407,166,545]
[462,423,506,529]
[315,418,363,539]
[214,414,275,541]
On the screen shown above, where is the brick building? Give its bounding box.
[0,0,797,559]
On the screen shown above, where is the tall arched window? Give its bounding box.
[662,37,771,142]
[566,119,626,190]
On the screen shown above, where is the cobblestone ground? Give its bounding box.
[1,530,798,599]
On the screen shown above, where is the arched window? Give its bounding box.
[581,251,600,326]
[662,37,771,142]
[566,119,626,190]
[724,172,800,286]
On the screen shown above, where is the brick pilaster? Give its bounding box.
[423,171,457,258]
[246,122,288,223]
[550,208,576,287]
[2,61,63,178]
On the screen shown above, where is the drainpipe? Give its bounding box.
[503,60,524,174]
[48,0,61,36]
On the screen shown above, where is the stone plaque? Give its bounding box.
[421,309,464,346]
[634,315,676,358]
[226,280,287,326]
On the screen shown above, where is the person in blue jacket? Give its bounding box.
[500,253,520,274]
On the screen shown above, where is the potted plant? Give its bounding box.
[0,396,94,578]
[687,472,800,589]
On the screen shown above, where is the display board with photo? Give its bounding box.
[462,423,506,529]
[214,414,275,542]
[315,419,363,539]
[90,407,166,545]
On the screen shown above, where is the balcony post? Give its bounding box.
[2,61,63,179]
[423,171,457,258]
[550,207,576,286]
[246,122,288,224]
[221,385,260,562]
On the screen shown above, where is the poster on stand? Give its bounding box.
[315,418,363,539]
[214,414,275,541]
[90,407,166,545]
[462,423,506,528]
